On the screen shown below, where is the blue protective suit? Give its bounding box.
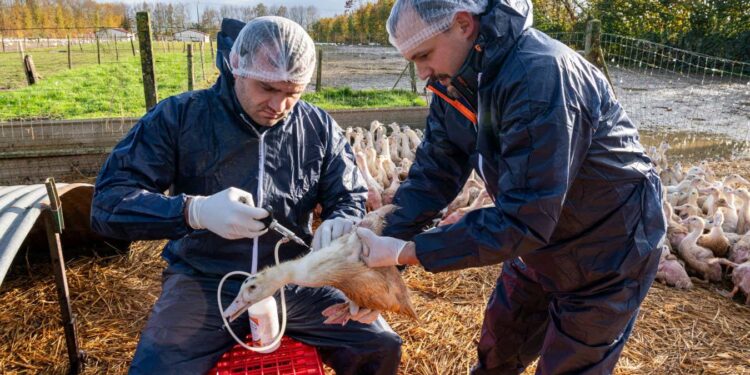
[382,1,666,373]
[91,18,401,375]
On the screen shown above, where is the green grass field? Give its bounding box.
[0,41,425,120]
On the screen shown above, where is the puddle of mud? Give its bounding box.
[640,130,750,164]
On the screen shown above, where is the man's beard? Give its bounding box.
[432,74,460,99]
[446,84,461,99]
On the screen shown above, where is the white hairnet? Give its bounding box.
[387,0,488,54]
[229,16,316,84]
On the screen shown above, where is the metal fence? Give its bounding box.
[1,21,749,155]
[600,33,750,154]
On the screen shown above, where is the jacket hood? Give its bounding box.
[216,18,245,76]
[478,0,534,80]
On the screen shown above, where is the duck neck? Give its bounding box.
[741,197,750,217]
[726,194,736,209]
[709,223,723,238]
[685,225,703,245]
[262,263,296,290]
[276,247,332,288]
[688,195,698,206]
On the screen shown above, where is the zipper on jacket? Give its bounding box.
[476,72,485,184]
[475,72,495,203]
[241,113,267,274]
[475,73,482,134]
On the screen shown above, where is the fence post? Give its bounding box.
[137,12,158,109]
[187,44,194,91]
[315,48,323,92]
[130,36,136,56]
[584,19,614,92]
[114,37,119,61]
[1,34,5,53]
[209,37,214,62]
[67,34,72,69]
[18,39,24,63]
[95,34,101,64]
[409,61,417,93]
[199,41,206,81]
[24,54,40,85]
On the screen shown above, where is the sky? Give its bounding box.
[99,0,351,18]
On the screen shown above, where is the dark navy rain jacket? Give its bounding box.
[383,0,667,294]
[91,19,367,276]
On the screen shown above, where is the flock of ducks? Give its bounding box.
[346,121,421,210]
[347,127,750,305]
[348,126,750,305]
[653,142,749,304]
[346,121,493,225]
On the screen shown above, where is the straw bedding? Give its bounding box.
[1,240,748,374]
[1,160,749,374]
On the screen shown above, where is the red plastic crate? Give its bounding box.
[207,335,324,375]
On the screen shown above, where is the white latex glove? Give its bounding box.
[356,227,407,268]
[312,217,357,251]
[187,187,269,240]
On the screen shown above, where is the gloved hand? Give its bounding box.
[187,187,269,240]
[356,227,407,268]
[312,217,357,251]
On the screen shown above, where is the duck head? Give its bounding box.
[734,187,750,201]
[712,211,725,228]
[683,215,706,232]
[223,272,283,322]
[716,198,731,210]
[724,174,750,188]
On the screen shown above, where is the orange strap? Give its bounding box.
[427,85,477,125]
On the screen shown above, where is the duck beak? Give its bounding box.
[223,294,252,323]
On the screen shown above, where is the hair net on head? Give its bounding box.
[229,16,316,84]
[387,0,488,55]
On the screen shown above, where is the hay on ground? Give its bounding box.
[2,158,750,374]
[1,240,748,374]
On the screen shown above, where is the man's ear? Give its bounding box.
[454,11,478,38]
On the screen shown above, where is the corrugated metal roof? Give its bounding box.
[0,183,93,287]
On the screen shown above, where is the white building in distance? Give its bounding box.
[173,30,210,43]
[95,28,134,40]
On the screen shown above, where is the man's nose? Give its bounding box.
[268,94,285,113]
[417,64,432,81]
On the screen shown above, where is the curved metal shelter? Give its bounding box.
[0,183,95,286]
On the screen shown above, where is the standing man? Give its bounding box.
[91,17,401,375]
[356,0,666,373]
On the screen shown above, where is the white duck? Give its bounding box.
[734,188,750,235]
[678,216,735,282]
[222,205,418,323]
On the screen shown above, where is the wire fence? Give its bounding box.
[0,23,748,162]
[316,44,425,92]
[600,33,750,161]
[0,26,424,123]
[602,34,750,82]
[0,26,221,122]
